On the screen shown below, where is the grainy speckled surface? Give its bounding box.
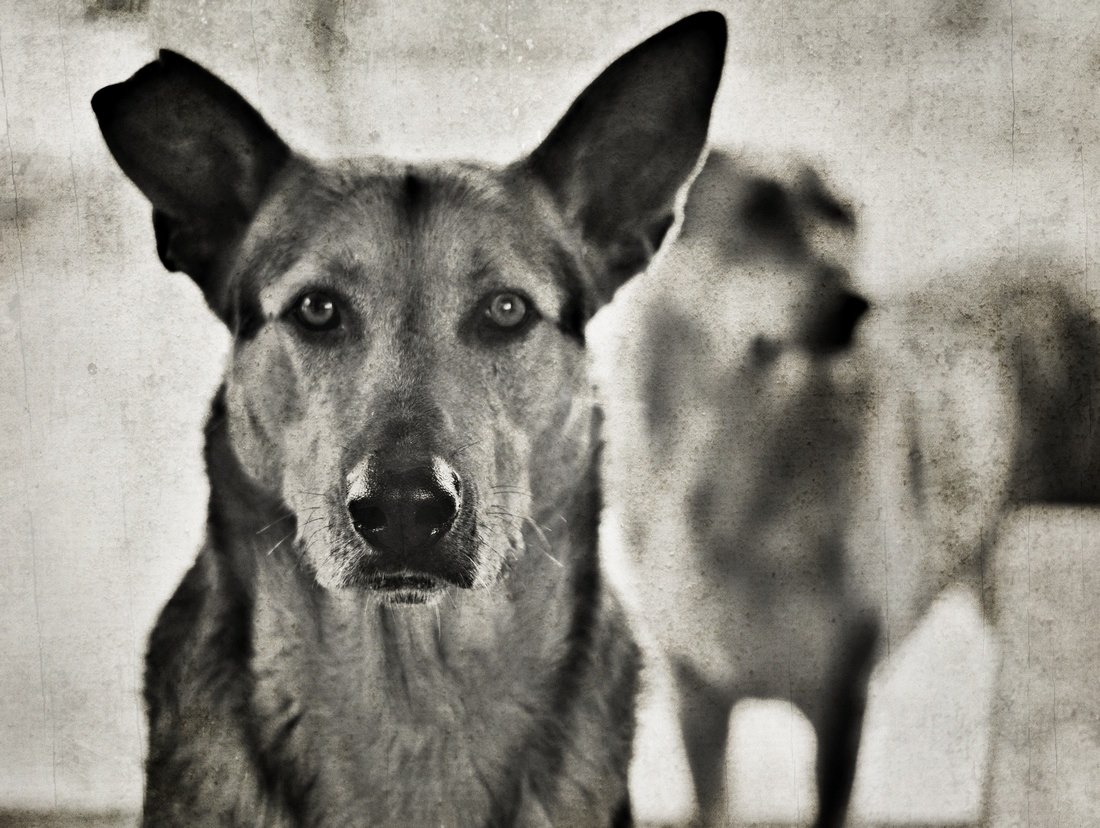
[2,0,1098,823]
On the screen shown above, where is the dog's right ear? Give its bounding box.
[524,12,727,306]
[91,50,289,319]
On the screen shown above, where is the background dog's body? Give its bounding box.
[91,14,726,826]
[603,147,1100,826]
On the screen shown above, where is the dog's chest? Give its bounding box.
[248,576,557,826]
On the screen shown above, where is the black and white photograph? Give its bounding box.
[1,1,1098,825]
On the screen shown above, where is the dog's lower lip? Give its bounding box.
[364,573,446,605]
[366,573,443,592]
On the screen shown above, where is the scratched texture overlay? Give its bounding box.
[1,0,1098,825]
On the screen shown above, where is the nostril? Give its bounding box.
[351,502,387,534]
[415,496,457,537]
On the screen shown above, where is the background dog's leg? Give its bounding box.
[812,618,880,828]
[610,793,633,828]
[673,660,732,827]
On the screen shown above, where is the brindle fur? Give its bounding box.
[91,14,727,826]
[605,148,1100,827]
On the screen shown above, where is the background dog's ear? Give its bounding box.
[91,50,289,319]
[524,12,727,304]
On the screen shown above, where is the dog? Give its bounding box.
[90,13,726,825]
[602,147,1100,827]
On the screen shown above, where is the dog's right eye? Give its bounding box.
[293,292,341,332]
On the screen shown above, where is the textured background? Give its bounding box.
[2,0,1098,823]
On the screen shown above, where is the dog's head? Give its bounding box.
[92,14,726,602]
[636,149,869,572]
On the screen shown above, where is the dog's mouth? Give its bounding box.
[363,571,448,604]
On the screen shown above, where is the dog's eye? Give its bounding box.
[294,292,340,331]
[485,292,529,329]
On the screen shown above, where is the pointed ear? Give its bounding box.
[91,50,290,319]
[525,12,727,304]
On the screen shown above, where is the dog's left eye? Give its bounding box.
[485,292,530,329]
[293,292,340,331]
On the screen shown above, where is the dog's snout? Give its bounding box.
[348,462,460,555]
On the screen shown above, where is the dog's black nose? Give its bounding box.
[348,464,460,555]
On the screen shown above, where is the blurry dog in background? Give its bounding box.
[603,147,1100,827]
[91,12,726,826]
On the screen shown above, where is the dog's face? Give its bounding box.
[638,150,869,573]
[92,14,726,601]
[222,161,600,593]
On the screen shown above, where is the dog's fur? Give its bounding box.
[91,14,726,826]
[604,147,1100,826]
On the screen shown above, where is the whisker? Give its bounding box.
[264,531,295,557]
[255,513,296,535]
[540,548,564,568]
[451,440,480,458]
[484,510,563,569]
[489,486,533,496]
[475,526,523,571]
[294,490,339,503]
[522,515,554,551]
[301,526,329,550]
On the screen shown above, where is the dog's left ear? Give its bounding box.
[524,12,727,304]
